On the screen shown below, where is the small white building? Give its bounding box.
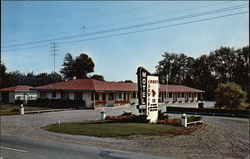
[32,79,204,108]
[0,85,37,104]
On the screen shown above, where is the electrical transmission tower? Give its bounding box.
[50,42,59,73]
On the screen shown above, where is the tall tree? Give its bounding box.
[60,53,95,80]
[74,53,95,79]
[60,53,75,80]
[209,47,237,83]
[155,52,194,85]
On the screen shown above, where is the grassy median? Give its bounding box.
[44,120,202,139]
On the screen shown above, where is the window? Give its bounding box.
[132,92,137,98]
[95,93,99,101]
[194,93,197,97]
[123,93,127,100]
[108,93,114,100]
[102,94,106,101]
[61,92,69,100]
[40,92,47,98]
[52,92,56,98]
[16,96,21,100]
[182,93,184,98]
[127,93,130,100]
[90,93,99,101]
[119,93,122,99]
[168,93,172,98]
[189,93,191,97]
[178,93,180,98]
[75,92,82,100]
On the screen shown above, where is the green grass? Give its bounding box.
[0,104,53,116]
[44,120,201,139]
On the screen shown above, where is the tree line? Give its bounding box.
[0,53,104,88]
[1,46,249,101]
[155,45,249,101]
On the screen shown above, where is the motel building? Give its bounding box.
[31,79,204,108]
[0,85,37,104]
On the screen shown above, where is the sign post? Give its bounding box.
[137,67,159,123]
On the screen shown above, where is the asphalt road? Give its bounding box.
[0,135,175,159]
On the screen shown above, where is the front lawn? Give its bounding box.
[0,104,53,116]
[44,120,202,139]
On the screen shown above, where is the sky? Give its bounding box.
[1,1,249,82]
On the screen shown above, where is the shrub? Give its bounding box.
[158,110,169,120]
[121,111,133,116]
[156,118,181,126]
[11,108,20,112]
[187,115,202,122]
[105,114,148,123]
[215,82,248,110]
[172,119,181,126]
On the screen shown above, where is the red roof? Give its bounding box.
[32,79,204,93]
[0,85,33,92]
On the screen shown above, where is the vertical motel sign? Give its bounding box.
[137,67,159,123]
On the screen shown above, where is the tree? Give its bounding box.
[209,47,237,83]
[74,53,95,79]
[155,52,194,85]
[60,53,76,80]
[118,80,133,83]
[215,82,248,110]
[60,53,95,80]
[0,63,7,88]
[191,55,215,100]
[90,74,105,81]
[234,46,249,102]
[124,80,133,83]
[36,72,63,86]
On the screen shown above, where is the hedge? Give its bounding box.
[27,98,86,109]
[166,107,249,118]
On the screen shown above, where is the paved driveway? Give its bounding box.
[1,106,249,159]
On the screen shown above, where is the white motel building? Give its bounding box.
[0,85,37,103]
[26,79,204,108]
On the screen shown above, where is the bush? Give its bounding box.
[121,111,133,116]
[158,110,169,120]
[11,108,20,112]
[105,114,148,123]
[215,82,248,110]
[27,98,86,109]
[156,118,181,126]
[187,115,202,122]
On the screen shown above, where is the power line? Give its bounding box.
[50,42,59,73]
[86,1,235,31]
[3,4,248,49]
[4,1,233,44]
[3,11,248,53]
[3,2,167,36]
[60,11,248,45]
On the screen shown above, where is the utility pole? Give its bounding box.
[50,42,59,73]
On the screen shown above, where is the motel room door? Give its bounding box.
[173,93,177,103]
[185,93,188,102]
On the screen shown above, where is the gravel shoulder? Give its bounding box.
[1,106,249,159]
